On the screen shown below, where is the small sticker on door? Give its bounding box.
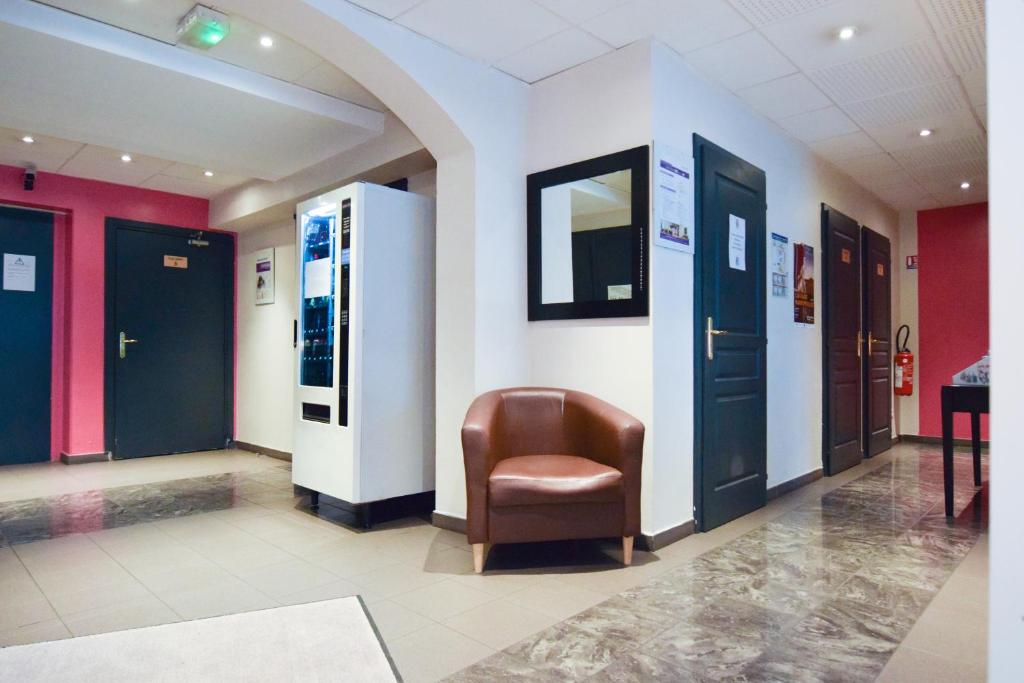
[876,263,884,277]
[164,255,188,269]
[841,248,851,264]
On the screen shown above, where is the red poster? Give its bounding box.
[794,243,815,324]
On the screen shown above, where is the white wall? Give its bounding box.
[987,0,1024,678]
[895,209,919,436]
[236,222,297,453]
[526,41,899,537]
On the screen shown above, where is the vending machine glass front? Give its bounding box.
[299,204,337,387]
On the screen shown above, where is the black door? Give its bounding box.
[693,135,768,531]
[0,207,54,465]
[862,227,892,457]
[105,220,234,459]
[821,205,863,475]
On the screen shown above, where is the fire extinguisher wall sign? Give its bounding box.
[894,324,914,396]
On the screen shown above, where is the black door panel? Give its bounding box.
[694,135,767,532]
[0,207,53,465]
[862,227,892,457]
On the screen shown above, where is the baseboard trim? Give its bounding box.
[233,440,292,462]
[60,451,109,465]
[431,511,467,534]
[768,468,823,501]
[900,434,990,449]
[640,519,695,552]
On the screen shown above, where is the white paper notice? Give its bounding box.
[653,143,695,254]
[728,215,746,271]
[304,257,331,299]
[3,253,36,292]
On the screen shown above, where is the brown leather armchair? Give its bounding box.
[461,387,644,573]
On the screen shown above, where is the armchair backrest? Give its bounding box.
[493,388,584,459]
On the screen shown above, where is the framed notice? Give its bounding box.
[652,142,695,253]
[770,233,788,297]
[793,243,815,324]
[255,248,275,305]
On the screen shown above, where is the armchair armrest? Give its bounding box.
[461,390,504,543]
[567,391,645,537]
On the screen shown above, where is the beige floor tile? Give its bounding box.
[126,556,232,594]
[276,578,363,606]
[504,577,608,620]
[416,545,475,576]
[388,623,494,683]
[448,570,546,597]
[41,574,153,617]
[879,645,986,682]
[152,575,278,620]
[234,558,341,599]
[364,599,434,641]
[305,542,404,578]
[62,594,181,637]
[901,602,988,665]
[350,563,447,602]
[0,618,70,646]
[0,596,57,632]
[444,598,559,650]
[391,579,497,621]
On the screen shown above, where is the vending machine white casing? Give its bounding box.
[292,182,435,505]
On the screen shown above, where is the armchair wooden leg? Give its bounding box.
[472,543,487,573]
[622,536,634,566]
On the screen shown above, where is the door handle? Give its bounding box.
[867,331,875,357]
[856,330,863,358]
[119,331,139,359]
[706,317,728,361]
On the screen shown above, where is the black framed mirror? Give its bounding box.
[527,145,649,321]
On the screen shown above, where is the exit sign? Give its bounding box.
[906,255,918,270]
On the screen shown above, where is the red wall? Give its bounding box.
[917,202,989,439]
[0,164,212,459]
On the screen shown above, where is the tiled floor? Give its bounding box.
[0,445,987,682]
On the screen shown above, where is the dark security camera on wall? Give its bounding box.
[23,164,36,191]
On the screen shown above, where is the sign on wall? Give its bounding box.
[2,253,35,292]
[652,142,695,253]
[794,243,815,324]
[770,233,788,297]
[906,254,918,270]
[255,248,275,305]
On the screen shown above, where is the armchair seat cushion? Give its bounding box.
[489,454,623,508]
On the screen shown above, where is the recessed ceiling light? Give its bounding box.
[961,181,971,190]
[21,135,34,144]
[121,154,133,162]
[919,128,933,137]
[259,35,274,48]
[838,26,857,41]
[204,170,214,177]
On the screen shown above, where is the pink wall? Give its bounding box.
[917,202,989,439]
[0,164,211,459]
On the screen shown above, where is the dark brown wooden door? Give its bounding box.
[862,227,892,457]
[822,205,863,475]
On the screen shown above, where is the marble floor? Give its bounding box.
[0,445,987,682]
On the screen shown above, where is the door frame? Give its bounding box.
[692,134,768,531]
[103,218,235,456]
[861,226,893,457]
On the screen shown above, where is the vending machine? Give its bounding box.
[293,182,435,520]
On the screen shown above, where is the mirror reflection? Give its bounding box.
[540,170,633,304]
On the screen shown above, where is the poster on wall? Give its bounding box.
[2,253,35,292]
[793,243,815,324]
[652,142,695,253]
[771,233,788,297]
[255,248,275,305]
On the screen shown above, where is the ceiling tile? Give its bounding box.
[738,73,831,119]
[843,79,969,129]
[910,157,987,186]
[0,127,84,172]
[140,174,224,199]
[58,145,173,186]
[855,169,917,191]
[776,106,858,142]
[162,162,250,188]
[840,151,903,176]
[533,0,631,24]
[938,21,985,74]
[295,62,387,111]
[397,0,570,63]
[919,0,984,31]
[931,183,987,208]
[808,39,952,103]
[583,0,750,53]
[863,107,982,151]
[728,0,844,26]
[890,133,986,170]
[759,0,933,71]
[961,68,986,106]
[809,131,883,161]
[496,29,612,83]
[685,31,796,91]
[348,0,426,19]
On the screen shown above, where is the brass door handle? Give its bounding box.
[119,331,139,359]
[706,317,728,361]
[857,330,863,358]
[867,332,875,357]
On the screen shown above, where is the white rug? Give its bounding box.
[0,597,400,682]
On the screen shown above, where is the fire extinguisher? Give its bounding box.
[894,324,914,396]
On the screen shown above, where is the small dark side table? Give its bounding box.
[941,384,989,517]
